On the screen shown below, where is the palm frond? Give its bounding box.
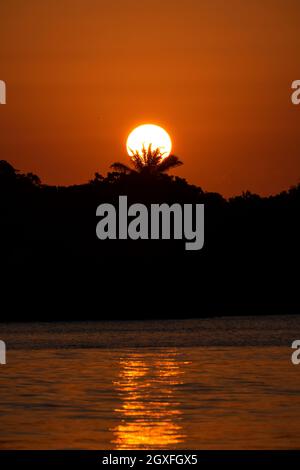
[110,146,183,176]
[130,149,147,171]
[157,154,183,173]
[110,162,132,174]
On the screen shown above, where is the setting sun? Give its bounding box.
[126,124,172,159]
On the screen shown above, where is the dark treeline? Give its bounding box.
[0,159,299,321]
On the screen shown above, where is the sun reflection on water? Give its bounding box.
[111,350,189,449]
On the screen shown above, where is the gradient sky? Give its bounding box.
[0,0,299,196]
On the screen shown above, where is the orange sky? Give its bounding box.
[0,0,299,196]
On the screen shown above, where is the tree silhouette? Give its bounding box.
[1,158,300,319]
[0,160,18,181]
[110,144,182,176]
[0,160,41,194]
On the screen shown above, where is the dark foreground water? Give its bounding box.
[0,316,299,449]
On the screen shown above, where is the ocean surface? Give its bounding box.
[0,315,300,449]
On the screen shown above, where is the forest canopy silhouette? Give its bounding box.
[0,156,299,320]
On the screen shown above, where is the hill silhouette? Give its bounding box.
[0,158,299,321]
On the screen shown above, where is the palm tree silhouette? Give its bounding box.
[110,144,182,175]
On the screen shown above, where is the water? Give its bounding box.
[0,316,299,449]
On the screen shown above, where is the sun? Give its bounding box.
[126,124,172,159]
